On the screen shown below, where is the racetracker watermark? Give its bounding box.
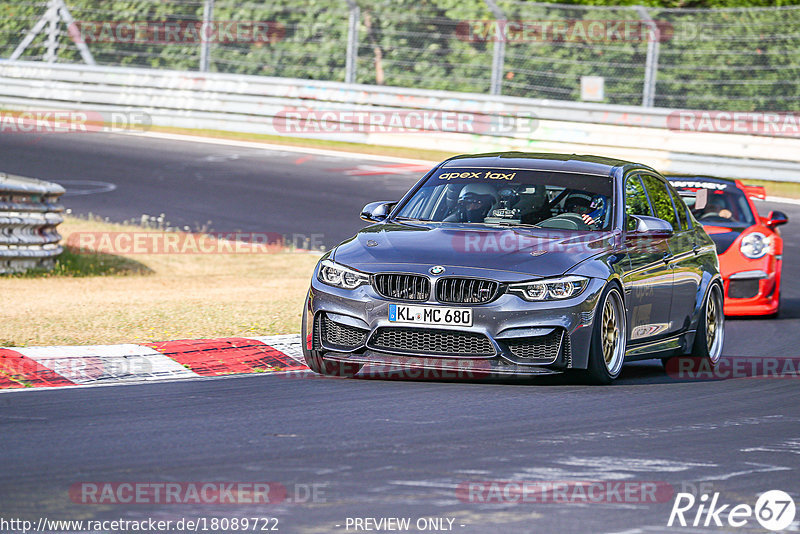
[0,111,151,134]
[665,356,800,380]
[450,230,612,255]
[68,21,285,44]
[667,111,800,137]
[66,232,325,254]
[457,481,674,504]
[455,19,674,43]
[0,517,280,534]
[282,358,494,380]
[1,356,151,382]
[272,109,537,135]
[68,482,325,505]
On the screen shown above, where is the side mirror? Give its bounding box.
[360,201,396,223]
[628,215,674,238]
[766,210,788,229]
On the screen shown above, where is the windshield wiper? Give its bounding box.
[392,216,434,223]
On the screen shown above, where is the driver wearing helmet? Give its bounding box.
[444,183,499,223]
[565,192,607,228]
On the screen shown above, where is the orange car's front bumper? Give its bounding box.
[720,252,781,316]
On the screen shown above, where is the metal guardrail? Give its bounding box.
[0,173,64,274]
[5,1,800,111]
[1,61,800,181]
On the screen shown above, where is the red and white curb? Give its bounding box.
[0,334,307,391]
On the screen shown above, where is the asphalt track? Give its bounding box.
[1,132,799,533]
[0,132,423,248]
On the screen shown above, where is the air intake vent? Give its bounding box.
[373,273,430,301]
[369,327,494,357]
[320,314,367,350]
[436,277,499,304]
[729,279,759,299]
[505,329,563,363]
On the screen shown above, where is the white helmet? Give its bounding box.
[457,183,499,222]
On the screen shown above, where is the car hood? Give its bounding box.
[703,224,749,255]
[331,222,615,281]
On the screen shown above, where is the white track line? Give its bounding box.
[14,344,198,384]
[246,335,305,366]
[126,131,800,206]
[765,195,800,206]
[126,130,437,165]
[1,336,306,393]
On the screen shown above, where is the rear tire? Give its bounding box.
[301,310,363,377]
[581,284,626,385]
[691,283,724,365]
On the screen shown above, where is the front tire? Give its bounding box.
[582,284,626,385]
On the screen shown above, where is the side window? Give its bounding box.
[668,184,690,230]
[624,174,652,230]
[641,175,678,230]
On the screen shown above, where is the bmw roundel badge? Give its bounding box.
[429,265,445,275]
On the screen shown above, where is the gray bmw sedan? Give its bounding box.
[302,153,723,384]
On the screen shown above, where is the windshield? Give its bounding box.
[670,180,755,226]
[394,167,614,231]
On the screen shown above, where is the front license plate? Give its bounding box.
[388,304,472,326]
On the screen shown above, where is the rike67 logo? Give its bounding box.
[668,490,796,531]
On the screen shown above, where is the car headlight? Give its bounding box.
[509,275,589,301]
[740,232,769,259]
[317,259,370,289]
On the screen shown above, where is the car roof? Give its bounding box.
[441,152,649,177]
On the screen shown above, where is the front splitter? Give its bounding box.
[323,350,563,376]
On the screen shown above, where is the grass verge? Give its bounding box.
[740,179,800,201]
[0,216,319,347]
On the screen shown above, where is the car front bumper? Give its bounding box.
[719,252,781,316]
[305,274,606,374]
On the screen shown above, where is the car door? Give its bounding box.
[640,174,700,336]
[622,173,675,342]
[663,178,703,333]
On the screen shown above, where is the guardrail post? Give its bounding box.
[10,0,96,65]
[45,0,59,62]
[11,0,59,61]
[56,0,96,65]
[484,0,506,96]
[344,0,360,84]
[635,5,660,108]
[199,0,215,72]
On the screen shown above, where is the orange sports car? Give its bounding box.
[668,176,787,316]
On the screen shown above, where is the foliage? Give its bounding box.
[1,0,798,110]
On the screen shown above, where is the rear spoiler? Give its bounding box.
[736,181,766,200]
